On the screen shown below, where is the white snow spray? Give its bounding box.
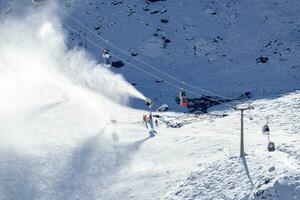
[0,4,146,103]
[0,3,146,149]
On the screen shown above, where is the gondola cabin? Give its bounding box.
[180,96,188,107]
[262,124,270,135]
[179,90,188,107]
[268,142,275,152]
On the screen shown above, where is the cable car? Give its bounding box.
[268,142,275,152]
[103,49,111,65]
[262,124,270,135]
[178,89,188,107]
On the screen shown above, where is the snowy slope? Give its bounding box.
[0,10,146,199]
[1,66,299,200]
[165,92,300,200]
[0,1,299,200]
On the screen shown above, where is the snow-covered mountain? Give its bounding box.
[0,0,299,200]
[2,0,300,110]
[60,0,300,110]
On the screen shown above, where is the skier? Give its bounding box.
[103,49,111,65]
[148,113,154,130]
[155,119,159,127]
[143,115,148,129]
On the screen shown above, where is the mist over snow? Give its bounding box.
[0,7,144,115]
[0,5,145,149]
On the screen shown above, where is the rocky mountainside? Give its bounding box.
[60,0,300,110]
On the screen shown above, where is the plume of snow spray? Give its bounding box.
[0,4,145,149]
[0,4,145,102]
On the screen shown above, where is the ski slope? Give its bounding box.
[0,1,299,200]
[1,66,299,199]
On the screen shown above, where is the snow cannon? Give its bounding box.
[145,98,152,106]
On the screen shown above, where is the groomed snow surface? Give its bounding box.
[0,1,300,200]
[1,62,299,200]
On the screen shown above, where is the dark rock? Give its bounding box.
[256,56,269,63]
[128,11,136,16]
[111,0,123,5]
[164,38,171,43]
[238,91,252,99]
[186,96,229,113]
[268,167,275,172]
[161,19,169,23]
[264,178,271,184]
[213,36,223,43]
[131,52,138,56]
[160,8,167,13]
[111,60,125,68]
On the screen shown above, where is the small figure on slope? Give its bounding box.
[143,115,148,129]
[155,119,159,127]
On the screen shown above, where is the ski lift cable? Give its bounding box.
[55,5,239,103]
[63,23,236,108]
[62,23,190,91]
[58,7,248,108]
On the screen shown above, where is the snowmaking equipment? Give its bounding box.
[144,97,156,135]
[144,98,152,107]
